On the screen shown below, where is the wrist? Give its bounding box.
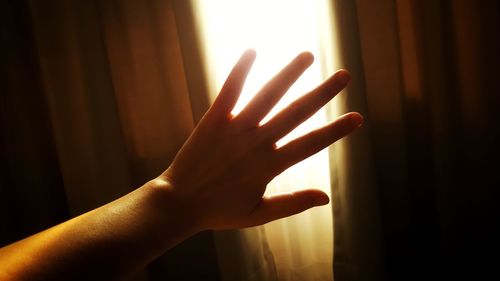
[144,177,204,236]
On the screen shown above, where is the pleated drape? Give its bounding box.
[0,0,70,248]
[1,0,217,280]
[331,0,500,280]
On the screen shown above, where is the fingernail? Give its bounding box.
[350,113,364,128]
[336,70,351,85]
[314,194,330,206]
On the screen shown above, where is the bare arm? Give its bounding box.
[0,50,362,280]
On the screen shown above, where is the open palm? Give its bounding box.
[162,50,363,230]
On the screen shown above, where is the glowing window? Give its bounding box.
[192,0,340,279]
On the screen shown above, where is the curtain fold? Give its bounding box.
[28,0,132,215]
[0,0,69,247]
[327,1,385,280]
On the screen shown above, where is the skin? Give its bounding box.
[0,50,363,280]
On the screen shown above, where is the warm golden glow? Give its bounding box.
[192,0,340,279]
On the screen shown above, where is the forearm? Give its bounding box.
[0,179,197,281]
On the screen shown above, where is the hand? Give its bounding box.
[161,50,363,230]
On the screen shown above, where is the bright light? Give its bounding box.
[192,1,340,279]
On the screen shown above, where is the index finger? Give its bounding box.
[207,49,257,121]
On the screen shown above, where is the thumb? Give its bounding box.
[245,189,330,227]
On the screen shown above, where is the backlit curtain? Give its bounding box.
[181,1,346,280]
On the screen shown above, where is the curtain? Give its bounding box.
[1,0,218,280]
[3,1,499,281]
[331,0,500,280]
